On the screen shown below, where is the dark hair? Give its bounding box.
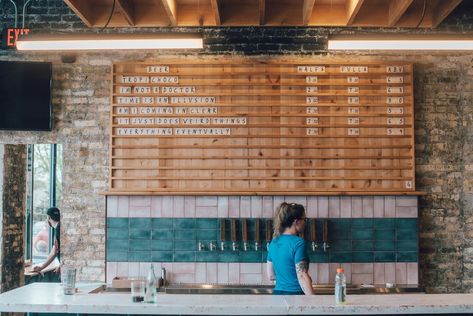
[47,207,60,222]
[273,202,305,238]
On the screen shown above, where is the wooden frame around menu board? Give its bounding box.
[108,59,419,195]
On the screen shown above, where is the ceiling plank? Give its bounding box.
[302,0,316,25]
[431,0,463,27]
[259,0,266,25]
[116,0,135,26]
[388,0,414,26]
[345,0,365,25]
[64,0,94,27]
[161,0,177,26]
[210,0,221,26]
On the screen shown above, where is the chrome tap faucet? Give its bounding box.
[311,241,318,252]
[243,241,248,251]
[254,241,260,251]
[220,241,225,252]
[323,242,330,252]
[209,240,217,252]
[198,241,205,251]
[232,241,238,251]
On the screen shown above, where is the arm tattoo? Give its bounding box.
[296,261,308,273]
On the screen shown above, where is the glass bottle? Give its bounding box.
[145,264,157,303]
[335,267,346,305]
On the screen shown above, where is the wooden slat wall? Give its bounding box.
[109,59,415,195]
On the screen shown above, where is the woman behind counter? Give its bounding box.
[267,202,314,295]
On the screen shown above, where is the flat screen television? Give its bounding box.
[0,61,52,131]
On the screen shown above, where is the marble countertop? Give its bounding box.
[1,283,473,315]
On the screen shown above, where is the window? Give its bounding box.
[25,144,62,264]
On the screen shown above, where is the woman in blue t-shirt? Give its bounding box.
[267,202,314,295]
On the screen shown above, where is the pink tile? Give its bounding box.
[240,273,262,285]
[340,197,352,218]
[352,263,373,274]
[329,263,339,283]
[240,196,251,217]
[273,196,285,213]
[217,263,229,284]
[139,262,150,277]
[384,196,396,217]
[341,263,352,284]
[218,196,229,218]
[106,262,117,284]
[161,263,173,282]
[196,196,218,207]
[308,263,318,284]
[117,262,129,278]
[228,196,240,218]
[396,206,418,218]
[117,196,129,217]
[262,263,273,285]
[130,196,151,207]
[195,263,207,283]
[173,263,195,274]
[228,263,240,284]
[374,263,385,285]
[128,262,139,278]
[173,274,195,283]
[362,196,374,218]
[385,263,396,284]
[107,196,118,217]
[162,196,173,217]
[318,263,329,284]
[307,196,318,218]
[129,206,151,217]
[286,196,307,208]
[407,263,418,285]
[240,263,262,274]
[328,197,340,218]
[206,263,217,283]
[396,196,417,207]
[395,263,407,285]
[184,196,196,218]
[318,197,329,218]
[352,197,362,218]
[262,196,274,218]
[151,196,163,218]
[352,274,373,285]
[251,196,263,218]
[374,196,385,218]
[173,196,185,217]
[196,206,217,217]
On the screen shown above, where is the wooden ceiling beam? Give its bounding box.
[388,0,414,26]
[64,0,94,27]
[345,0,365,25]
[116,0,135,26]
[259,0,266,25]
[431,0,463,28]
[210,0,221,25]
[161,0,177,26]
[302,0,316,25]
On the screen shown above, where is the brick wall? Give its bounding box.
[0,0,472,292]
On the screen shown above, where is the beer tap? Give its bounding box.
[242,219,248,251]
[231,219,238,251]
[265,219,272,251]
[322,219,330,252]
[254,219,260,251]
[310,219,318,252]
[220,219,226,251]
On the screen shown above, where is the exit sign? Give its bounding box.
[2,28,30,49]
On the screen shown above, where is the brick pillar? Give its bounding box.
[0,144,26,293]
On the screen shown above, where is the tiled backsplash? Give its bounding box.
[106,195,418,285]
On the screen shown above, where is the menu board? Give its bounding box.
[110,60,414,194]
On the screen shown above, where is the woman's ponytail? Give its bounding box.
[272,202,305,238]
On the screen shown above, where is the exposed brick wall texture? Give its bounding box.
[0,0,472,292]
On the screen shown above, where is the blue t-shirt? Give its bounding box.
[267,235,309,293]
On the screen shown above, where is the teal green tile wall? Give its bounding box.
[107,218,418,263]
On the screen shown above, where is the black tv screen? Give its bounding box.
[0,61,52,131]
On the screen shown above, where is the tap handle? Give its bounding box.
[220,219,226,242]
[231,219,237,242]
[323,220,329,243]
[265,219,272,243]
[254,219,260,243]
[310,219,317,242]
[242,219,248,242]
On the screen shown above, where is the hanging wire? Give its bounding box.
[8,0,18,28]
[22,0,33,28]
[101,0,116,30]
[415,0,427,28]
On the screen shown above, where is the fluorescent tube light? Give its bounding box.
[328,35,473,51]
[16,33,203,51]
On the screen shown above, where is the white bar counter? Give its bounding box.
[1,283,473,315]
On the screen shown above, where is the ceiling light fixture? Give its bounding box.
[328,34,473,51]
[16,33,203,51]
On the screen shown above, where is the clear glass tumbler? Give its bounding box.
[131,280,145,303]
[62,266,76,295]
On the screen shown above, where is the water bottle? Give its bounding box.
[335,268,346,305]
[145,265,157,303]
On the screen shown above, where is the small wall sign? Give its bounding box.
[1,28,30,49]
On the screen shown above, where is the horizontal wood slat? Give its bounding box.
[110,59,415,194]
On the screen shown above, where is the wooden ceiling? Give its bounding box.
[64,0,464,28]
